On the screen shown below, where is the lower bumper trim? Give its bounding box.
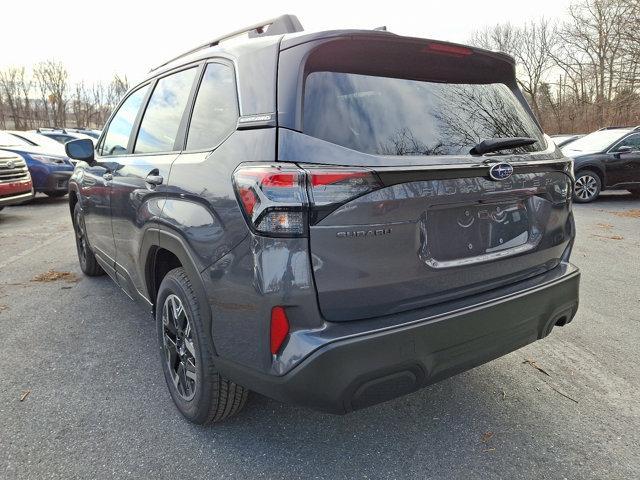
[217,263,580,414]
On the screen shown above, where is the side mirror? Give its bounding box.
[614,145,633,158]
[65,138,95,164]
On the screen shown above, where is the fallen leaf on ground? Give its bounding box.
[590,234,624,240]
[0,304,8,313]
[483,448,496,453]
[611,209,640,219]
[20,390,30,401]
[523,358,551,376]
[481,431,494,443]
[31,270,79,283]
[596,223,613,229]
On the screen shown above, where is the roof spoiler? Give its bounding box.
[150,14,304,72]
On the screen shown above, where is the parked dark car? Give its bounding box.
[551,134,584,148]
[0,150,34,211]
[66,15,580,424]
[0,131,73,197]
[66,128,101,139]
[562,126,640,202]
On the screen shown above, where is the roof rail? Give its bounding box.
[149,14,304,72]
[37,127,67,133]
[597,125,637,131]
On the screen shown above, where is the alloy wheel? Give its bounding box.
[162,294,197,401]
[574,174,598,201]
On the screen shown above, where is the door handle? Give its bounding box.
[103,173,113,181]
[145,173,164,186]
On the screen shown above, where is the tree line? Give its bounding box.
[0,61,129,131]
[470,0,640,134]
[1,0,638,135]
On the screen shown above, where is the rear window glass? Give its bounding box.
[303,72,544,156]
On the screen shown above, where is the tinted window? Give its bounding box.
[304,72,544,156]
[100,85,149,156]
[135,68,197,154]
[616,134,640,151]
[186,63,238,150]
[48,134,75,143]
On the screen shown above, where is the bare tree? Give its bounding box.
[33,61,69,127]
[0,67,31,130]
[471,0,640,134]
[469,19,557,121]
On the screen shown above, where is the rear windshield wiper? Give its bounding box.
[470,137,537,156]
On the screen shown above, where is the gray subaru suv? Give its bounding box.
[65,15,580,424]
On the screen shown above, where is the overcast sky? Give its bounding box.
[1,0,573,85]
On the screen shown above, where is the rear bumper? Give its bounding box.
[217,262,580,413]
[0,181,34,206]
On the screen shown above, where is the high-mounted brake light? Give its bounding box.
[423,42,473,57]
[270,306,289,354]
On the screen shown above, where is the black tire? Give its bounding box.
[573,170,602,203]
[156,267,248,424]
[0,206,4,212]
[72,202,104,276]
[45,191,67,198]
[628,188,640,198]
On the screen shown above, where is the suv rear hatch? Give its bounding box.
[276,34,574,321]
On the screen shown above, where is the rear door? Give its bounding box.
[278,37,574,322]
[110,66,199,300]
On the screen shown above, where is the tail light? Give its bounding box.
[232,163,382,236]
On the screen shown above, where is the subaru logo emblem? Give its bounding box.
[489,162,514,181]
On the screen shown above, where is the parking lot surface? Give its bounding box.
[0,193,639,479]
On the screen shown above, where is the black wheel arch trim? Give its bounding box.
[142,227,218,355]
[574,162,606,188]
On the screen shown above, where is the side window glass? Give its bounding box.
[134,68,197,154]
[186,63,238,151]
[100,85,149,156]
[618,134,640,151]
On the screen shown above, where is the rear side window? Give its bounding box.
[100,85,149,156]
[186,63,238,150]
[303,72,544,156]
[134,68,197,154]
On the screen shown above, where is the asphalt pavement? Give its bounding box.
[0,193,638,479]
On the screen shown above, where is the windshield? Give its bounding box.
[562,129,630,154]
[303,72,545,156]
[0,131,31,147]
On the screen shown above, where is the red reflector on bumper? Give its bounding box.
[270,306,290,354]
